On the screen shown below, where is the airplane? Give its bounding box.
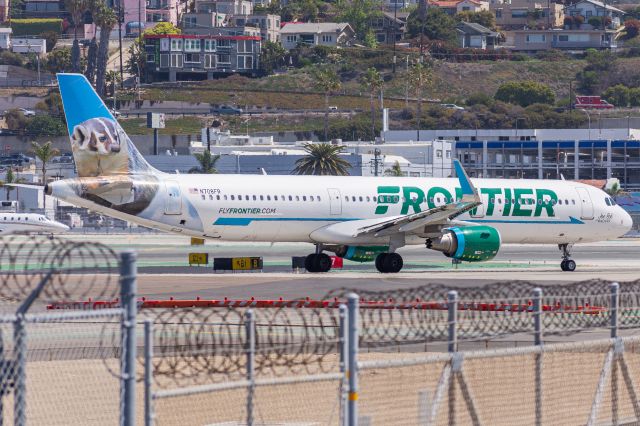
[0,212,69,235]
[48,73,633,273]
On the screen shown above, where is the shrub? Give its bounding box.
[602,84,630,107]
[574,15,585,27]
[0,50,25,66]
[11,18,63,36]
[564,16,574,28]
[40,30,58,52]
[625,19,640,39]
[4,109,27,131]
[588,16,601,29]
[629,88,640,107]
[25,115,65,137]
[466,92,493,106]
[494,81,555,107]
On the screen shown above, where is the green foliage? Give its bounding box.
[40,30,59,51]
[466,92,493,107]
[35,90,64,117]
[363,29,378,48]
[0,167,26,201]
[260,41,287,75]
[336,0,382,41]
[43,48,72,73]
[0,51,25,66]
[494,80,555,107]
[4,110,28,131]
[189,150,220,174]
[456,10,496,30]
[407,7,458,43]
[629,88,640,107]
[26,115,66,137]
[293,143,351,175]
[85,37,97,83]
[280,0,323,21]
[602,84,630,107]
[127,22,182,80]
[385,161,404,177]
[11,18,62,36]
[10,0,25,18]
[576,49,618,94]
[326,113,380,141]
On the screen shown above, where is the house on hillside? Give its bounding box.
[371,11,409,44]
[0,28,11,49]
[456,21,500,49]
[492,0,564,29]
[230,14,281,42]
[428,0,489,15]
[512,28,617,52]
[565,0,625,29]
[280,22,355,50]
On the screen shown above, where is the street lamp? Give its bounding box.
[580,109,591,140]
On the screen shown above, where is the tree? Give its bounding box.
[629,87,640,107]
[407,6,458,43]
[408,62,432,136]
[313,67,341,141]
[625,19,640,39]
[44,48,72,73]
[71,39,81,72]
[64,0,86,39]
[126,22,181,79]
[336,0,382,41]
[260,41,287,75]
[85,37,97,83]
[4,109,28,132]
[0,168,26,201]
[106,70,121,97]
[189,150,220,174]
[385,161,404,177]
[30,141,60,207]
[602,84,630,107]
[92,2,117,96]
[494,81,555,107]
[40,31,59,52]
[360,67,383,142]
[26,116,66,137]
[456,10,496,30]
[293,143,351,175]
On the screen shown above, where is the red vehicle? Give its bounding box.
[575,96,614,109]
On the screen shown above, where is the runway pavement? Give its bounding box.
[56,234,640,300]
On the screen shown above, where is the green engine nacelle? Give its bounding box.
[427,226,501,262]
[333,245,389,263]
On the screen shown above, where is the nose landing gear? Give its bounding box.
[559,243,576,272]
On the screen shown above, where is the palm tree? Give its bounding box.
[408,62,432,140]
[0,167,26,201]
[93,2,117,96]
[385,161,404,177]
[293,143,351,176]
[313,67,341,142]
[64,0,86,40]
[360,67,383,141]
[31,141,60,207]
[189,150,221,174]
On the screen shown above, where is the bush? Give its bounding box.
[625,19,640,39]
[11,18,62,36]
[629,88,640,107]
[0,51,25,66]
[25,115,65,137]
[40,30,58,52]
[602,84,630,107]
[466,92,493,106]
[4,109,27,131]
[494,81,555,107]
[588,16,601,29]
[535,49,569,62]
[564,16,574,28]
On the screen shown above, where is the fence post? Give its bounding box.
[13,315,25,426]
[347,293,359,426]
[533,287,543,426]
[245,310,255,426]
[610,282,619,339]
[448,291,458,353]
[144,319,153,426]
[339,304,349,426]
[120,251,137,426]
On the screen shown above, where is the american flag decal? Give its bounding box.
[188,187,199,194]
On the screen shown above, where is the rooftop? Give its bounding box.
[280,22,352,34]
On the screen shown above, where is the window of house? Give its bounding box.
[217,54,231,64]
[218,39,231,47]
[238,55,253,69]
[286,35,297,43]
[170,53,183,67]
[526,34,546,43]
[160,54,169,67]
[184,16,196,27]
[184,53,200,63]
[512,9,528,18]
[321,34,333,43]
[184,39,201,52]
[170,39,183,51]
[204,39,216,51]
[436,150,443,158]
[204,54,215,68]
[146,54,155,62]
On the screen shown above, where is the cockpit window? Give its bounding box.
[605,198,611,206]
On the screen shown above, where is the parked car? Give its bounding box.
[441,104,465,111]
[110,108,121,118]
[17,108,35,117]
[328,106,338,111]
[211,105,243,115]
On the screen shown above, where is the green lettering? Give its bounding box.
[401,186,425,214]
[503,188,512,216]
[426,186,453,209]
[534,189,557,217]
[480,188,501,216]
[455,187,463,201]
[513,188,533,217]
[376,186,400,214]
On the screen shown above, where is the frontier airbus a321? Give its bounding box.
[49,73,632,273]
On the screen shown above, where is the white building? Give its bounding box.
[383,128,640,142]
[0,28,11,49]
[11,38,46,56]
[280,22,355,50]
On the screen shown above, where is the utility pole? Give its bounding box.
[392,4,398,73]
[371,148,382,176]
[405,55,409,108]
[118,0,124,89]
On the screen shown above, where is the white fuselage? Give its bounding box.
[50,174,632,246]
[0,213,70,235]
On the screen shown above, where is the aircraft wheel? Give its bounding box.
[316,253,332,273]
[375,253,387,273]
[564,259,576,272]
[383,253,404,273]
[305,254,318,272]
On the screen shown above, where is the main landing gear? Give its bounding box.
[559,243,576,272]
[375,252,404,273]
[304,248,332,273]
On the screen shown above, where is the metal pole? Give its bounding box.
[610,282,619,338]
[448,291,458,353]
[144,319,153,426]
[120,251,137,426]
[118,0,124,89]
[347,293,359,426]
[339,304,349,426]
[13,315,25,426]
[245,310,255,426]
[153,128,158,155]
[533,288,543,426]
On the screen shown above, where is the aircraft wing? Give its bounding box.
[352,160,481,238]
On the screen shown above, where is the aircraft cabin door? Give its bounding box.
[164,180,182,215]
[575,187,594,220]
[327,188,342,215]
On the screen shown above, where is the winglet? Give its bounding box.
[454,159,478,198]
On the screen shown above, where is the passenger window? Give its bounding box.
[318,196,321,202]
[209,195,213,200]
[274,196,278,201]
[17,217,20,221]
[505,199,509,205]
[303,196,306,201]
[345,196,349,202]
[551,200,557,205]
[429,198,434,203]
[436,197,441,203]
[224,195,228,200]
[231,195,235,200]
[260,195,264,201]
[572,200,576,205]
[289,195,293,201]
[352,196,356,202]
[359,196,363,202]
[366,196,370,202]
[201,195,205,200]
[310,196,314,201]
[373,196,377,202]
[558,200,562,205]
[295,196,300,201]
[253,195,257,200]
[267,195,271,201]
[497,199,502,204]
[537,199,542,205]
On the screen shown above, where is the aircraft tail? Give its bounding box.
[57,73,158,177]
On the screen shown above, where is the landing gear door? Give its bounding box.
[327,188,342,215]
[575,187,594,220]
[164,180,182,215]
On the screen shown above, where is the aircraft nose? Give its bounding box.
[621,209,633,234]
